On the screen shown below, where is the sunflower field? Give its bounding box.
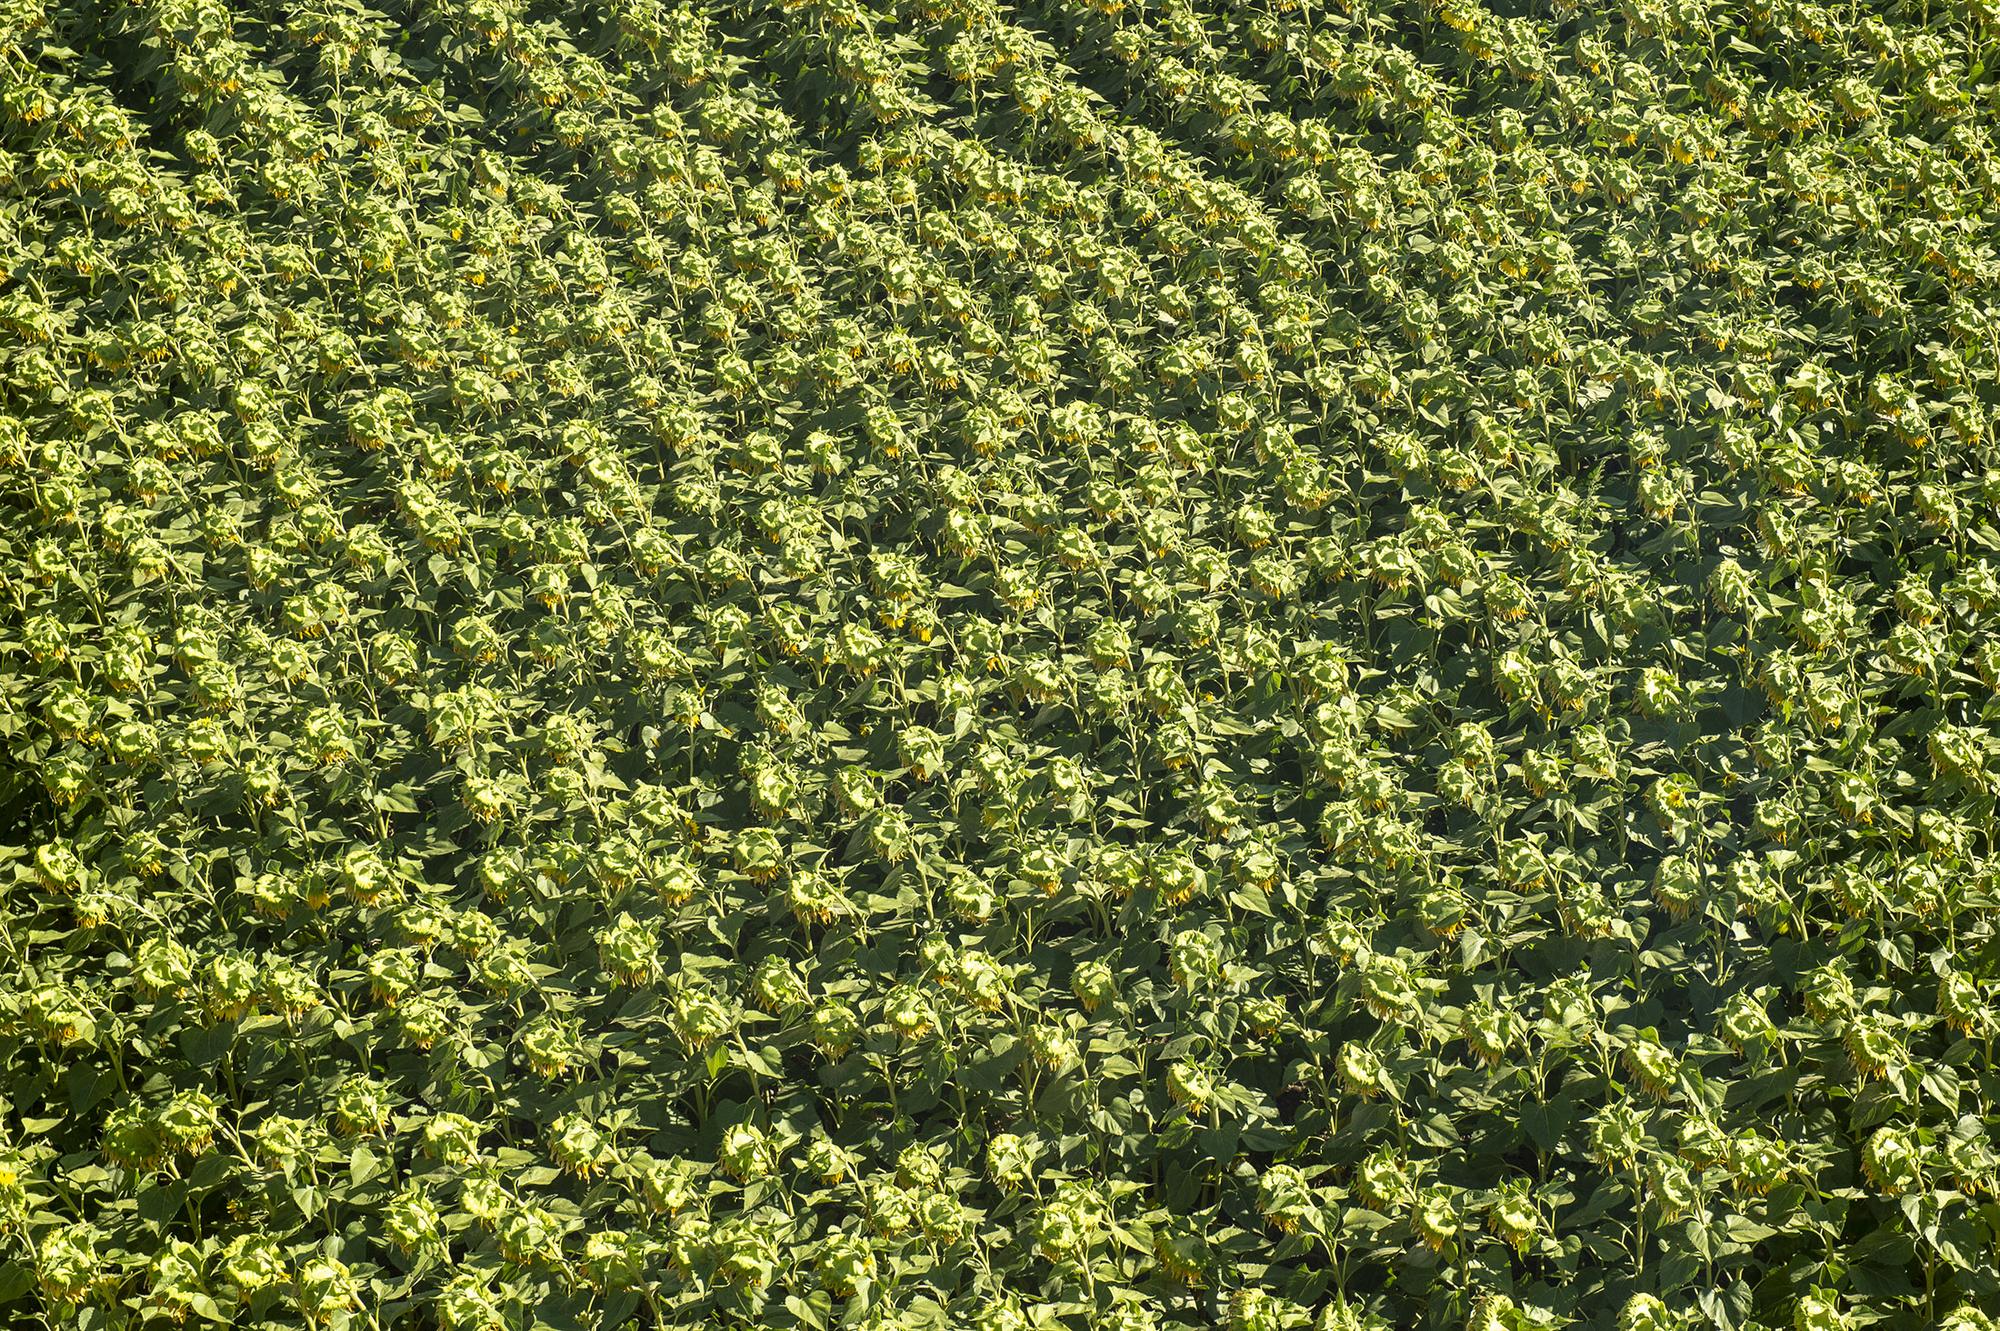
[3,0,2000,1325]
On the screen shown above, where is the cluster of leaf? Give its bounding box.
[2,0,2000,1326]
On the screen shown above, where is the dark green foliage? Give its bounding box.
[1,0,1999,1328]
